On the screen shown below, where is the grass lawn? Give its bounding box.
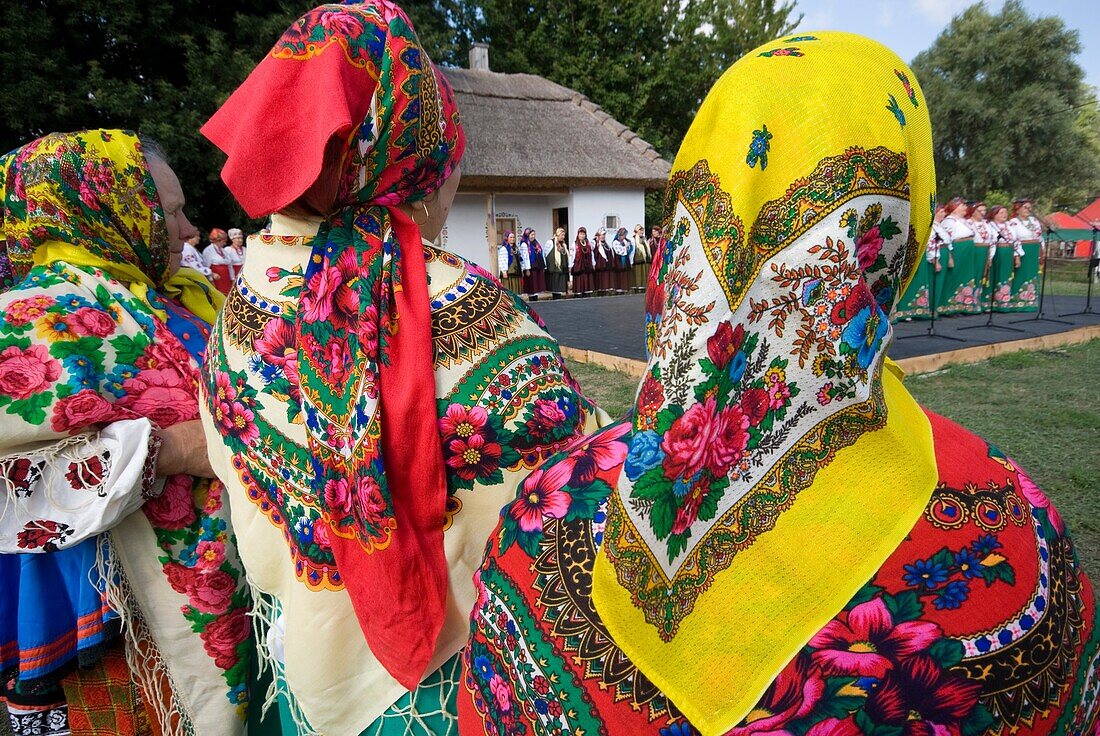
[1046,258,1096,298]
[567,339,1100,584]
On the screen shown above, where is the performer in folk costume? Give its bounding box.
[927,205,951,272]
[202,227,243,295]
[198,3,608,734]
[1008,199,1044,257]
[940,197,971,264]
[226,227,248,266]
[544,227,571,294]
[497,230,522,293]
[519,227,546,295]
[571,227,596,295]
[968,201,998,278]
[593,227,614,293]
[1002,200,1042,311]
[459,32,1099,736]
[611,227,633,292]
[181,232,213,279]
[632,224,651,290]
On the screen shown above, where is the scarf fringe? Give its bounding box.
[359,654,461,736]
[95,531,194,736]
[245,574,318,735]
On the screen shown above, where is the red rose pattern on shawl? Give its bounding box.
[459,411,1100,736]
[205,239,601,599]
[0,263,252,716]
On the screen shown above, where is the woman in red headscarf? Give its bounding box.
[198,3,608,734]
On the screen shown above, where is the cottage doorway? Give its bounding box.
[495,216,518,244]
[553,207,569,235]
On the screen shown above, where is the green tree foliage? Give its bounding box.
[0,0,303,228]
[473,0,798,157]
[911,0,1100,210]
[1,0,797,228]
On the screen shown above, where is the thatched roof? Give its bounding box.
[442,67,671,192]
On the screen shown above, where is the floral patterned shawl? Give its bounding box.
[588,33,941,734]
[0,130,247,734]
[202,1,466,688]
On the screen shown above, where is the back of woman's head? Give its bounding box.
[203,2,465,220]
[0,129,172,288]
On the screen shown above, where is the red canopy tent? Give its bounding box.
[1077,196,1100,225]
[1044,210,1096,258]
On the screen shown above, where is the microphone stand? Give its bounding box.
[1011,224,1071,325]
[960,230,1025,334]
[1059,226,1098,318]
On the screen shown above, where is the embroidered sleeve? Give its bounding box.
[519,242,531,270]
[0,418,159,553]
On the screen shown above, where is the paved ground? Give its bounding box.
[529,293,1100,362]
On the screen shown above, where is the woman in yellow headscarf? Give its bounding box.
[457,32,1099,736]
[0,130,252,736]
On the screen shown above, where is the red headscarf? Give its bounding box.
[202,1,465,689]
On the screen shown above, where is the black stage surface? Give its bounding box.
[529,293,1100,363]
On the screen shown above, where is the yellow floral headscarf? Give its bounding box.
[591,32,939,735]
[0,129,221,322]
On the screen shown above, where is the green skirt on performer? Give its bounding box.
[994,239,1040,312]
[895,257,942,320]
[932,238,979,315]
[937,239,985,315]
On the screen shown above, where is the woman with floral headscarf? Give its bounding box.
[459,33,1098,736]
[519,227,546,295]
[0,131,252,735]
[198,3,606,734]
[497,230,521,293]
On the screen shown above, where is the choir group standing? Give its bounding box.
[179,228,249,295]
[897,197,1044,318]
[497,224,666,296]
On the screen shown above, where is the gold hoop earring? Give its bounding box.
[413,201,431,226]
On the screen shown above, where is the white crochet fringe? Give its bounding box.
[95,532,193,736]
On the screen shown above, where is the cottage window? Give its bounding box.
[604,215,620,231]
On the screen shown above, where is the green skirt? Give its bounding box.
[938,239,986,315]
[934,238,981,315]
[994,240,1040,312]
[895,257,940,320]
